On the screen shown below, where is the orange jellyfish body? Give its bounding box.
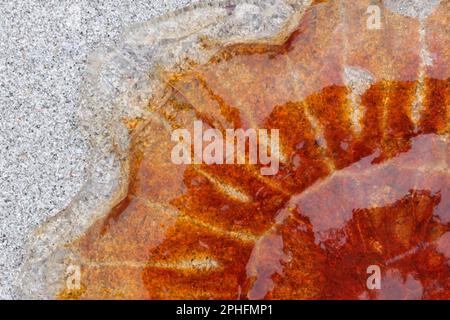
[60,0,449,299]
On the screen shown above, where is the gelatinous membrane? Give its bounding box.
[60,0,449,299]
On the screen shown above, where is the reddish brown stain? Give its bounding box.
[59,0,449,300]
